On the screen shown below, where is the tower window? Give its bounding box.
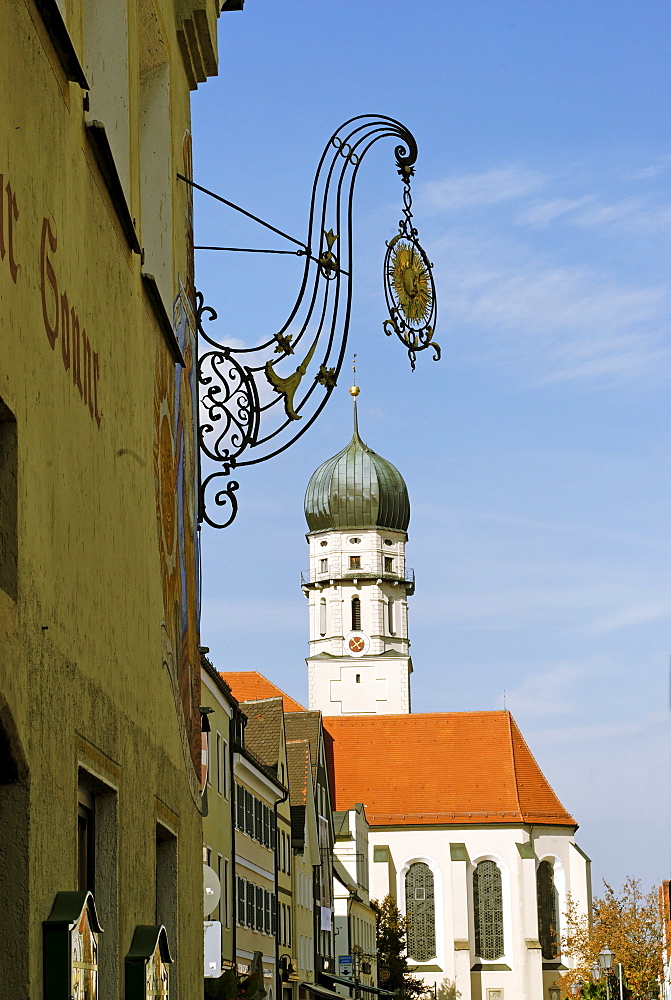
[349,555,361,570]
[384,556,393,573]
[473,860,504,960]
[319,599,326,636]
[384,539,393,546]
[388,598,395,635]
[349,537,361,544]
[320,540,327,547]
[351,596,361,631]
[405,862,436,962]
[355,674,360,684]
[319,558,328,573]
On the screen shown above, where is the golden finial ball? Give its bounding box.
[349,385,360,397]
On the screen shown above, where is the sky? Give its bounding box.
[191,0,671,893]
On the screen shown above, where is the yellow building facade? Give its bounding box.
[1,0,224,994]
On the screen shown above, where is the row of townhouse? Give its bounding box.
[200,661,385,1000]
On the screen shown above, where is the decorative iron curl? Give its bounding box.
[200,473,239,530]
[190,115,439,528]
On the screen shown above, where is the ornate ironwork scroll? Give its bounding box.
[192,114,440,528]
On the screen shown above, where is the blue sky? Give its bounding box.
[192,0,671,892]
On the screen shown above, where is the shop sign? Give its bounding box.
[43,890,103,1000]
[125,925,172,999]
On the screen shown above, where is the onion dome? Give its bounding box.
[304,390,410,533]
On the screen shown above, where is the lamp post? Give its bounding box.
[594,947,615,1000]
[569,981,584,997]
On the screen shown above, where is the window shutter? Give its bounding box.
[245,789,254,836]
[264,889,271,934]
[272,895,277,935]
[263,804,271,847]
[246,880,255,928]
[270,810,276,852]
[237,877,246,925]
[235,784,245,829]
[255,885,264,931]
[255,797,263,842]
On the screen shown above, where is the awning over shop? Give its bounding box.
[317,974,396,998]
[301,982,347,1000]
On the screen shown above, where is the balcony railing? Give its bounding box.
[301,567,415,592]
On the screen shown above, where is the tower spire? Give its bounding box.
[350,353,360,437]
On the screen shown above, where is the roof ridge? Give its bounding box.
[506,711,524,819]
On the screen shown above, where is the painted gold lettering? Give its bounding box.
[5,181,18,283]
[71,307,82,397]
[40,218,58,349]
[60,292,71,370]
[92,352,101,428]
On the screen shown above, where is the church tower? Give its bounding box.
[302,387,414,715]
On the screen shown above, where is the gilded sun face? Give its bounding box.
[389,241,432,323]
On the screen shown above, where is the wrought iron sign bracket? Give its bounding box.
[183,114,440,529]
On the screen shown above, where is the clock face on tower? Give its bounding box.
[345,631,370,657]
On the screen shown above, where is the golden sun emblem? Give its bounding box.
[389,239,433,323]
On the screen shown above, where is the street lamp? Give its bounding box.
[599,949,615,973]
[569,982,584,997]
[593,947,615,1000]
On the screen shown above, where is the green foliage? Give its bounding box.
[373,894,430,999]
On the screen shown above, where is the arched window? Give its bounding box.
[536,860,559,960]
[405,862,436,962]
[351,596,361,631]
[387,598,395,634]
[473,860,504,960]
[319,599,326,636]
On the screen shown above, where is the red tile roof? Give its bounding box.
[222,671,307,714]
[323,711,576,828]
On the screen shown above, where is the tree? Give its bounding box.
[373,894,429,1000]
[560,879,662,1000]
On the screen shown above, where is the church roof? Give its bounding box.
[304,403,410,534]
[222,671,307,713]
[323,711,576,828]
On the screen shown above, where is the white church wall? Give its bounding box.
[367,824,590,1000]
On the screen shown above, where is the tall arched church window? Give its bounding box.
[319,599,326,636]
[351,597,361,631]
[473,860,504,960]
[405,862,436,962]
[536,860,559,960]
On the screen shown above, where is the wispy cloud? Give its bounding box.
[498,664,580,718]
[423,166,545,210]
[428,228,670,384]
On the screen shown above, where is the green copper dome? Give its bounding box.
[304,404,410,533]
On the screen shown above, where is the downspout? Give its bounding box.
[275,781,289,1000]
[230,712,237,969]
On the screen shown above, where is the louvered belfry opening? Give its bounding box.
[405,862,436,962]
[473,860,504,960]
[536,860,559,960]
[351,596,361,631]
